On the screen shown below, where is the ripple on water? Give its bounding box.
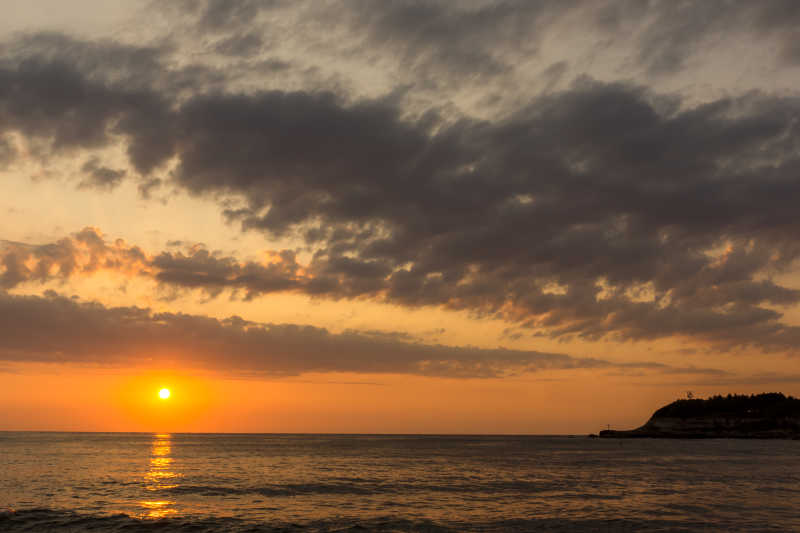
[0,434,798,531]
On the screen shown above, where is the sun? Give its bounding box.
[158,388,171,400]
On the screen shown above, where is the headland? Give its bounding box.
[598,393,800,439]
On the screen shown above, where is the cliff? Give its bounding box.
[599,393,800,439]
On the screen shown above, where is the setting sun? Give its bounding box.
[158,388,171,400]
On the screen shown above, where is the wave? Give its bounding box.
[0,509,448,533]
[160,478,572,498]
[0,508,709,532]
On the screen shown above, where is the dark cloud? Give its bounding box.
[334,0,566,82]
[354,0,800,75]
[0,36,172,172]
[2,15,800,354]
[213,33,264,57]
[0,32,169,94]
[592,0,800,73]
[163,80,800,351]
[169,0,800,84]
[196,0,278,31]
[78,157,127,191]
[0,135,15,168]
[0,290,726,378]
[150,248,303,300]
[5,221,800,356]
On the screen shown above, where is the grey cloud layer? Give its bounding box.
[165,0,800,94]
[0,290,723,378]
[2,2,800,354]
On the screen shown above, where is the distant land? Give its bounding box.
[598,393,800,439]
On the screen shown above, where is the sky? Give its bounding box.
[1,0,800,433]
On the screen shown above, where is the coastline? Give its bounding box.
[597,393,800,439]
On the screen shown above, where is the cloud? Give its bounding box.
[625,0,800,72]
[333,1,800,76]
[0,229,307,300]
[0,290,727,379]
[150,247,304,299]
[4,225,800,355]
[213,33,264,57]
[332,0,565,83]
[0,228,147,289]
[2,18,800,353]
[78,157,127,191]
[0,135,16,168]
[161,0,800,87]
[194,0,278,32]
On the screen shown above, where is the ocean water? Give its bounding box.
[1,433,798,532]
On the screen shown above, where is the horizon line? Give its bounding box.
[0,430,592,437]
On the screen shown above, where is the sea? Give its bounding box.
[1,433,798,532]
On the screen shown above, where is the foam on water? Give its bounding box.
[1,433,798,531]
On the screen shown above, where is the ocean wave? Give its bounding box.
[160,478,566,498]
[0,508,714,532]
[0,509,445,533]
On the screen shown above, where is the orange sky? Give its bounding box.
[2,1,800,433]
[1,361,797,434]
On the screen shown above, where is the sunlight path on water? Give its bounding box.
[140,434,178,519]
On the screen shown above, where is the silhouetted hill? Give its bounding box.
[599,393,800,439]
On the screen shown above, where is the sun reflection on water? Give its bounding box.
[140,433,179,518]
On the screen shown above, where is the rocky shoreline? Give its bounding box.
[596,393,800,439]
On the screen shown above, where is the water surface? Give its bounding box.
[1,433,798,531]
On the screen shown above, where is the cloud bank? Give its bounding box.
[0,291,726,379]
[1,1,800,364]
